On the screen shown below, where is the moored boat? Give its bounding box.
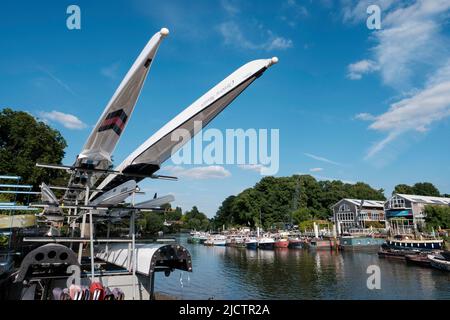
[226,235,246,248]
[405,253,432,267]
[428,254,450,272]
[377,244,416,259]
[274,238,289,248]
[245,237,258,250]
[441,251,450,260]
[188,231,209,244]
[258,236,275,250]
[204,235,227,246]
[386,237,443,251]
[339,236,385,251]
[308,238,333,250]
[288,237,303,249]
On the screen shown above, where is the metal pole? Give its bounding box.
[78,214,86,263]
[132,210,136,300]
[131,191,137,300]
[86,185,95,283]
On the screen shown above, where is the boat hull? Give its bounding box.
[274,240,289,248]
[405,254,431,267]
[428,255,450,272]
[339,236,385,251]
[288,240,303,249]
[245,242,258,250]
[258,242,274,250]
[386,239,443,251]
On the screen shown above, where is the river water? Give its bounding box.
[155,234,450,300]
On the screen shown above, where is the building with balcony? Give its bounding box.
[384,194,450,234]
[331,199,385,234]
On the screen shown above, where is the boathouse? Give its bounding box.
[331,199,385,234]
[384,194,450,234]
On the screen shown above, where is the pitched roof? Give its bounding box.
[395,194,450,205]
[332,198,384,208]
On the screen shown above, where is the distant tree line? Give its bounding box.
[211,175,450,230]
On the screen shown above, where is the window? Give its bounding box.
[389,196,406,209]
[337,212,355,221]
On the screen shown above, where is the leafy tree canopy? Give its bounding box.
[0,108,67,187]
[212,175,386,230]
[183,206,210,231]
[393,182,441,197]
[424,205,450,230]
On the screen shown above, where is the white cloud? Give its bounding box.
[220,0,240,16]
[354,112,376,121]
[347,59,379,80]
[304,153,342,166]
[363,60,450,159]
[218,21,293,51]
[343,0,450,88]
[238,164,265,174]
[163,165,231,180]
[309,167,324,172]
[38,111,87,130]
[343,1,450,163]
[101,62,121,80]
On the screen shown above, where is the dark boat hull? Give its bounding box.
[288,241,303,249]
[258,243,274,250]
[378,248,411,259]
[246,242,257,250]
[386,239,443,251]
[405,254,431,267]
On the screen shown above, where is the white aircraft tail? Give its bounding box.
[95,57,278,193]
[78,28,170,167]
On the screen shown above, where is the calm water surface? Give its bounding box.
[155,234,450,300]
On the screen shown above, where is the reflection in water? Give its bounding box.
[155,235,450,300]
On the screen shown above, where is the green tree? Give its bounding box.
[0,108,67,187]
[138,212,164,235]
[393,182,441,197]
[292,207,312,225]
[424,205,450,230]
[183,206,210,231]
[393,184,415,195]
[166,206,182,221]
[412,182,440,197]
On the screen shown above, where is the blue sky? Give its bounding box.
[1,0,450,217]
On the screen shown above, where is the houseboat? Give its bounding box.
[339,235,385,250]
[257,236,275,250]
[226,235,246,248]
[204,235,227,246]
[385,237,443,251]
[245,237,258,250]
